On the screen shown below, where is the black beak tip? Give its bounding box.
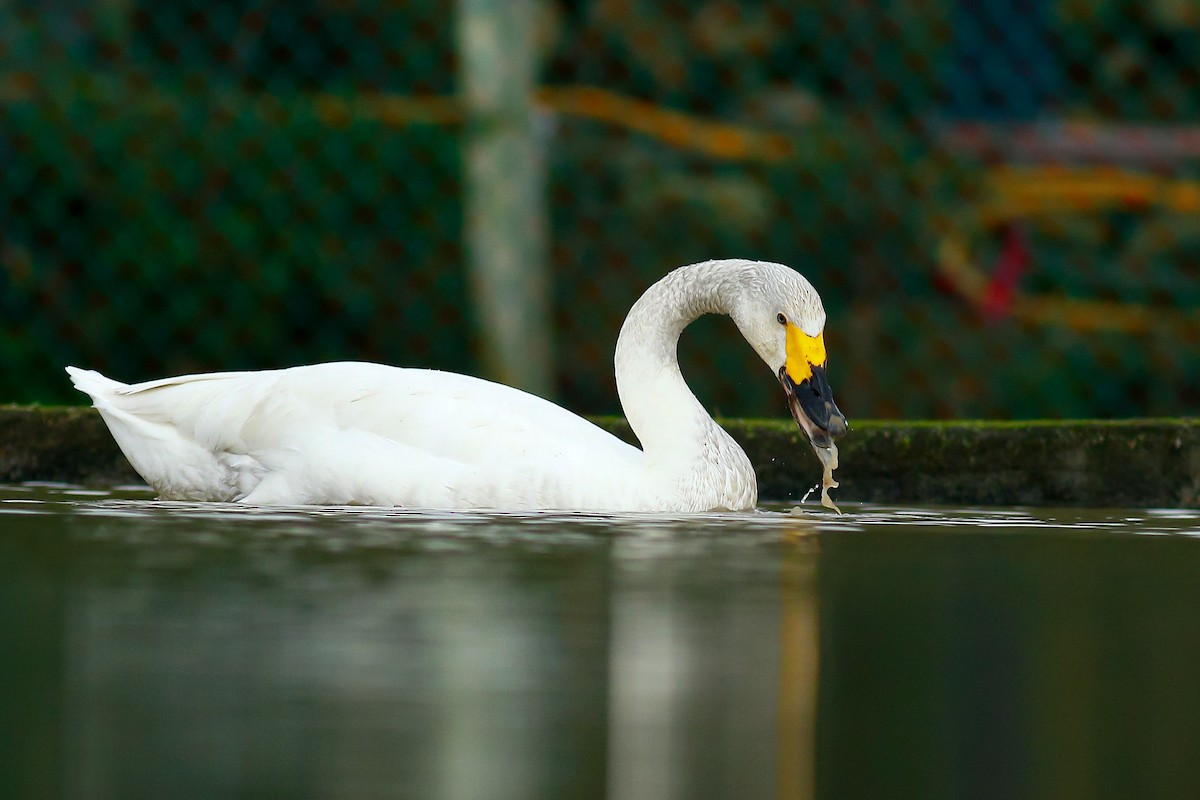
[787,367,854,448]
[826,412,849,438]
[780,365,848,446]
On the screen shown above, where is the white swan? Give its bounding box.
[67,259,847,511]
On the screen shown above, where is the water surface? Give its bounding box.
[3,485,1200,800]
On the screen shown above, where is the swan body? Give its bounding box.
[67,259,847,511]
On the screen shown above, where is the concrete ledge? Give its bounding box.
[3,406,1198,507]
[0,405,142,488]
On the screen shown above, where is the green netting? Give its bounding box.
[2,0,1199,419]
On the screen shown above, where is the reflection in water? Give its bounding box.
[1,488,821,800]
[3,487,1200,800]
[54,513,617,799]
[606,523,816,800]
[779,535,819,800]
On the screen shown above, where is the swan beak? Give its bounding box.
[778,328,849,448]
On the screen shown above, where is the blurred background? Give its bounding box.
[2,0,1199,419]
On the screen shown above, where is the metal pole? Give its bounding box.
[457,0,553,398]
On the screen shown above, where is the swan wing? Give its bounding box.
[68,362,643,507]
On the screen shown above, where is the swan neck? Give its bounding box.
[614,262,743,458]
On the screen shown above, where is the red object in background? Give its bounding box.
[982,223,1030,321]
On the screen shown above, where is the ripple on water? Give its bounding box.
[2,483,1199,540]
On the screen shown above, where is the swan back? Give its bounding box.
[69,363,646,508]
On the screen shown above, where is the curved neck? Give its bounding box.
[613,261,749,462]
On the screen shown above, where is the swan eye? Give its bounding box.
[776,313,787,325]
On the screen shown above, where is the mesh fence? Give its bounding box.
[2,0,1199,419]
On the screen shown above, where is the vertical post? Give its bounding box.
[457,0,553,398]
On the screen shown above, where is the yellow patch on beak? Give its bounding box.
[784,325,827,383]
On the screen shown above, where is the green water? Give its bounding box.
[2,485,1200,800]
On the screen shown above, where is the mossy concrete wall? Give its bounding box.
[3,406,1198,507]
[0,405,140,488]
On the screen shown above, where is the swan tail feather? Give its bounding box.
[65,366,128,402]
[65,366,243,500]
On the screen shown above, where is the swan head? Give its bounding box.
[729,262,849,449]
